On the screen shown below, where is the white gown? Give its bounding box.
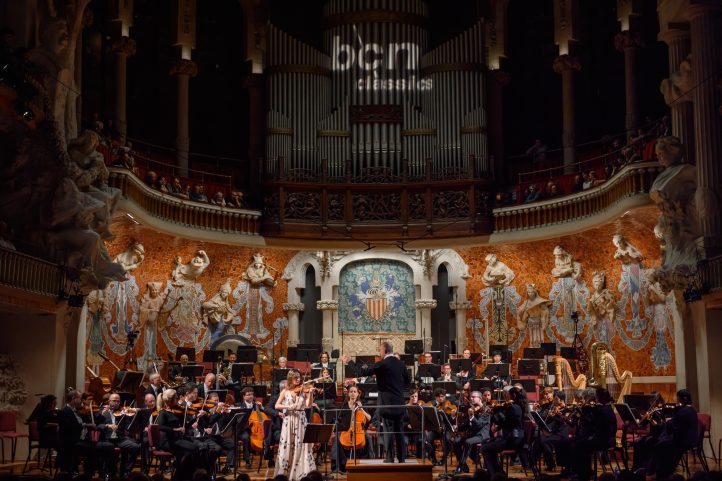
[273,390,316,480]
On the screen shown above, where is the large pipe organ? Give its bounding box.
[263,0,493,240]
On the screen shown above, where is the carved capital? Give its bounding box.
[110,36,137,57]
[282,303,305,312]
[316,299,339,311]
[423,337,433,352]
[449,300,473,310]
[287,338,299,348]
[321,337,334,354]
[552,55,581,74]
[614,31,643,52]
[415,299,437,310]
[170,59,198,77]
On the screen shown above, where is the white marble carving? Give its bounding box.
[482,253,516,287]
[113,242,145,274]
[172,250,210,286]
[517,284,551,347]
[660,54,693,105]
[551,245,583,280]
[588,272,616,347]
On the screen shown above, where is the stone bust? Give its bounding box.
[481,253,515,287]
[242,252,276,288]
[551,245,582,280]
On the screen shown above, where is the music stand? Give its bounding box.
[303,423,334,444]
[432,381,459,397]
[541,343,557,356]
[297,348,321,365]
[399,354,415,367]
[450,359,472,373]
[469,379,494,393]
[615,403,641,425]
[523,347,545,359]
[236,348,258,363]
[417,363,441,381]
[202,349,225,363]
[176,347,195,361]
[624,394,658,411]
[250,385,267,399]
[114,371,144,393]
[404,339,424,355]
[362,383,379,404]
[311,367,336,381]
[517,360,542,376]
[559,347,577,359]
[511,379,536,395]
[180,364,205,381]
[354,355,377,366]
[483,363,510,378]
[324,408,349,474]
[530,410,551,433]
[489,345,511,362]
[230,363,255,380]
[287,346,298,361]
[429,351,442,365]
[273,368,290,383]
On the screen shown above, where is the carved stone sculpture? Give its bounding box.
[612,235,643,265]
[588,272,616,345]
[202,279,236,326]
[136,282,164,368]
[171,250,210,286]
[660,54,693,105]
[482,253,516,287]
[551,246,582,280]
[242,253,277,288]
[517,284,551,347]
[649,136,701,291]
[113,242,145,274]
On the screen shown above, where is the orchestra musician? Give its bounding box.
[98,393,141,477]
[155,389,203,480]
[415,352,436,391]
[403,388,425,460]
[199,373,216,399]
[315,367,338,412]
[313,351,333,370]
[437,363,461,403]
[26,394,59,449]
[273,369,316,480]
[237,386,259,469]
[425,388,456,466]
[330,384,372,473]
[138,393,158,471]
[144,373,164,398]
[632,389,698,479]
[558,388,617,481]
[480,385,526,475]
[57,389,113,477]
[454,390,491,474]
[170,354,190,384]
[535,387,569,472]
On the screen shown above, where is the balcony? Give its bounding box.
[107,168,263,241]
[491,161,663,241]
[0,247,66,298]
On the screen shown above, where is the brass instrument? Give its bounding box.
[588,342,633,403]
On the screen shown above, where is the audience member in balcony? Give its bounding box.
[211,191,226,207]
[180,184,192,200]
[583,171,605,190]
[167,177,183,196]
[91,112,104,136]
[190,184,209,202]
[494,192,509,207]
[604,164,615,180]
[571,174,585,193]
[0,221,15,250]
[227,191,246,209]
[525,139,547,167]
[144,171,157,187]
[157,176,169,194]
[546,181,562,198]
[524,184,542,203]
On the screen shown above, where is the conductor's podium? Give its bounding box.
[345,459,434,481]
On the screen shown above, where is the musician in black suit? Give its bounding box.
[57,389,110,475]
[564,388,617,481]
[632,389,698,479]
[144,373,164,399]
[98,393,141,477]
[480,385,526,475]
[263,380,286,468]
[454,390,492,474]
[343,341,410,463]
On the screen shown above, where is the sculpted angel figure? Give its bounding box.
[113,242,145,273]
[136,282,165,368]
[202,279,236,326]
[612,235,643,265]
[242,252,277,288]
[551,245,582,280]
[588,272,616,344]
[172,250,210,286]
[482,253,516,288]
[517,284,551,347]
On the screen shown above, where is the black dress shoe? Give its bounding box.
[455,467,464,474]
[384,458,394,463]
[397,459,405,463]
[463,465,470,473]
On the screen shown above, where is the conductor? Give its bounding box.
[342,341,410,463]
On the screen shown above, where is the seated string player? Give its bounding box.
[454,390,492,474]
[426,388,456,466]
[98,393,141,477]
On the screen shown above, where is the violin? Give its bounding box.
[190,400,218,411]
[290,377,325,395]
[113,407,139,417]
[439,399,458,417]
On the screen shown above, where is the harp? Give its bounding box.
[589,342,633,403]
[553,355,587,401]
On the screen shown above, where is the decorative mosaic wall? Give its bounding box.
[337,260,416,333]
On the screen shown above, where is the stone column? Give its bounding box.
[689,3,722,257]
[170,59,198,177]
[111,36,137,144]
[450,300,472,353]
[316,299,339,354]
[553,55,581,172]
[614,31,643,139]
[486,70,510,181]
[658,27,693,163]
[282,303,304,348]
[243,74,264,196]
[415,299,437,352]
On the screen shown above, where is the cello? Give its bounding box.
[338,386,367,450]
[248,401,269,453]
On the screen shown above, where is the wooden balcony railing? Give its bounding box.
[108,168,262,236]
[0,247,66,297]
[492,161,663,233]
[700,255,722,294]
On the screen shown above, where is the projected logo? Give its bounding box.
[332,26,432,92]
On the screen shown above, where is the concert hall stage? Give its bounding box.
[345,459,434,481]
